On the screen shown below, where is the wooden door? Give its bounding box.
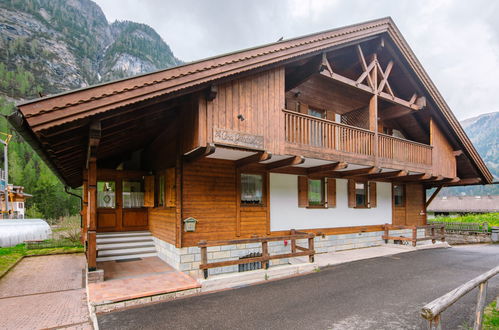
[96,180,121,231]
[392,183,406,225]
[96,172,149,232]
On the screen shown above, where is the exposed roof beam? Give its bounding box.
[266,156,304,170]
[426,177,480,187]
[285,55,322,91]
[319,69,422,111]
[395,173,433,182]
[360,170,408,180]
[183,143,216,162]
[453,150,463,157]
[86,120,101,168]
[236,151,272,168]
[306,162,348,175]
[338,166,381,177]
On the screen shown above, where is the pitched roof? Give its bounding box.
[428,195,499,213]
[11,17,493,186]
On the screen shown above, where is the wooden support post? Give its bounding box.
[384,223,389,243]
[369,55,379,167]
[426,186,443,208]
[308,236,315,263]
[412,227,417,247]
[262,240,269,269]
[87,158,97,271]
[87,231,97,271]
[440,226,445,242]
[474,281,487,330]
[200,241,208,279]
[291,229,296,253]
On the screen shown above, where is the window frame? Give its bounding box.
[393,184,405,208]
[239,172,266,207]
[307,178,326,208]
[154,172,166,208]
[354,181,369,209]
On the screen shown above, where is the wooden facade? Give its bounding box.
[11,18,492,270]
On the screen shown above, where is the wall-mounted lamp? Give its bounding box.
[237,114,245,121]
[294,91,301,97]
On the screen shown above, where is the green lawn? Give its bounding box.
[0,242,84,278]
[484,301,499,330]
[429,213,499,229]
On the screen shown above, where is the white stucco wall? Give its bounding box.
[270,173,392,231]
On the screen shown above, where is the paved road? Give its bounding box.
[0,254,92,330]
[98,245,499,330]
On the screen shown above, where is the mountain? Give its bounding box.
[0,0,182,219]
[442,111,499,196]
[0,0,182,99]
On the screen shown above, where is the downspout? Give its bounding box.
[64,186,83,227]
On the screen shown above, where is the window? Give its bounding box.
[308,179,325,206]
[241,174,263,205]
[308,108,325,147]
[156,174,165,207]
[348,180,376,208]
[308,108,325,118]
[122,180,144,208]
[298,177,335,208]
[97,181,116,208]
[355,182,368,208]
[393,184,405,207]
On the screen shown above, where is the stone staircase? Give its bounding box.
[96,231,157,262]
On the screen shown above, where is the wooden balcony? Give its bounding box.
[283,109,432,172]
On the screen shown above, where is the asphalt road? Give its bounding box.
[98,245,499,330]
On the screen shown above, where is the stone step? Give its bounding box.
[96,236,153,244]
[97,241,155,251]
[96,252,158,262]
[96,231,151,238]
[98,246,157,257]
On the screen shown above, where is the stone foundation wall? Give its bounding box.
[153,229,423,277]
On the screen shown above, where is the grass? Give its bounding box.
[0,242,84,278]
[429,213,499,229]
[484,301,499,329]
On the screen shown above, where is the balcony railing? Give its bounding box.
[284,109,374,156]
[378,133,432,166]
[283,109,432,167]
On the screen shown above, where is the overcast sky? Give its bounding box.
[93,0,499,120]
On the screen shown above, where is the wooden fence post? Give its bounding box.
[200,241,208,279]
[308,235,314,263]
[412,226,417,247]
[427,314,442,330]
[262,240,269,269]
[474,281,487,330]
[384,223,389,243]
[291,229,296,253]
[431,227,436,244]
[440,225,445,242]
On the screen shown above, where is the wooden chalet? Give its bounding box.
[10,18,493,277]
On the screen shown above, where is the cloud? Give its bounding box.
[93,0,499,120]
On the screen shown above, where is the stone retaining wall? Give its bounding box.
[153,229,424,277]
[444,232,491,245]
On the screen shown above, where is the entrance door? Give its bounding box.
[392,183,426,226]
[96,173,148,232]
[392,183,406,225]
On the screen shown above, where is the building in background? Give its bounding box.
[427,195,499,218]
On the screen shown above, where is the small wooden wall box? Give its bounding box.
[183,217,197,232]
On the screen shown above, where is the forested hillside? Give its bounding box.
[442,111,499,196]
[0,0,182,219]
